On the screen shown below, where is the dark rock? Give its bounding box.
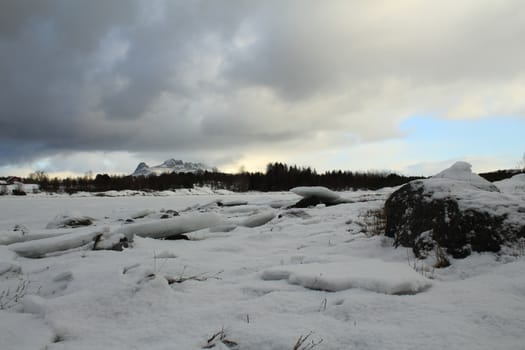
[289,196,347,208]
[13,224,28,234]
[93,234,130,251]
[111,236,130,251]
[64,218,93,228]
[278,209,312,219]
[160,214,170,219]
[385,165,525,259]
[164,234,190,241]
[217,200,248,207]
[289,196,324,208]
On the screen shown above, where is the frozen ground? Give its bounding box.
[1,188,524,350]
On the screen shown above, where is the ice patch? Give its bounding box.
[262,260,432,295]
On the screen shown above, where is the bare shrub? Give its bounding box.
[358,207,386,236]
[519,238,525,257]
[407,250,435,279]
[434,243,451,268]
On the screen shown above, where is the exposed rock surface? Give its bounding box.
[385,162,525,258]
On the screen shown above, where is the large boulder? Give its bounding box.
[385,162,525,258]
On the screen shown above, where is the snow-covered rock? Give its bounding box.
[131,158,214,177]
[46,212,94,229]
[385,162,525,258]
[290,186,348,207]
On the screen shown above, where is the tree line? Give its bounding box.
[17,163,425,194]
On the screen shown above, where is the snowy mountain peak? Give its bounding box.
[132,162,150,177]
[161,159,184,167]
[131,159,213,177]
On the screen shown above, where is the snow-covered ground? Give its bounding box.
[1,188,524,349]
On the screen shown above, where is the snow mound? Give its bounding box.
[8,226,109,258]
[46,212,94,229]
[240,211,276,228]
[0,261,21,275]
[118,212,223,239]
[495,173,525,193]
[290,186,342,202]
[261,260,431,295]
[432,161,498,192]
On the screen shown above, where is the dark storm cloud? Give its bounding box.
[1,0,525,169]
[0,0,235,164]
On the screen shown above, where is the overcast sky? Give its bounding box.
[1,0,524,177]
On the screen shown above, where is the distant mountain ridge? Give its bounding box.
[131,159,214,177]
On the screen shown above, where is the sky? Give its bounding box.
[1,0,524,178]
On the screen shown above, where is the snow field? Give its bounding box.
[0,188,524,349]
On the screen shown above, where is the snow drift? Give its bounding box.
[262,260,431,295]
[117,212,223,239]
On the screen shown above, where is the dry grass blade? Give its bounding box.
[358,207,386,237]
[293,332,323,350]
[166,270,223,284]
[202,328,239,349]
[0,280,30,310]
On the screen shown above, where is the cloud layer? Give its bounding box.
[1,0,524,173]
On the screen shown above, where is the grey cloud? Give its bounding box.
[224,1,525,99]
[1,0,525,170]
